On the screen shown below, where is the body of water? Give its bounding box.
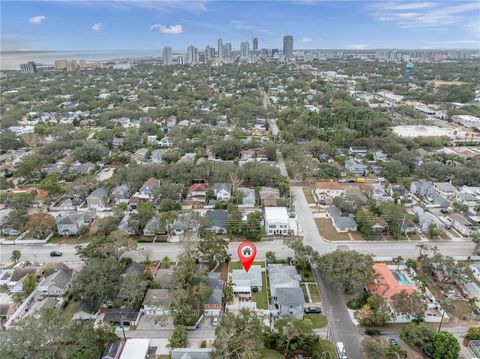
[0,50,163,70]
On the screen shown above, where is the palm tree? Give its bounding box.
[160,256,171,268]
[10,250,21,264]
[392,256,404,272]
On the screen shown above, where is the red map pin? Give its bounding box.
[238,241,257,272]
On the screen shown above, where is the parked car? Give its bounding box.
[388,338,399,348]
[212,317,219,327]
[304,306,322,314]
[50,251,63,257]
[336,342,347,359]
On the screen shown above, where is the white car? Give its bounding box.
[212,317,219,326]
[336,342,347,359]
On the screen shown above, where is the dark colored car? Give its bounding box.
[304,306,322,314]
[364,328,383,336]
[50,251,63,257]
[388,338,399,347]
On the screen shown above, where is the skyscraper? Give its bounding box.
[283,35,294,57]
[405,62,414,79]
[20,61,37,75]
[253,37,258,52]
[205,45,211,62]
[225,42,232,58]
[186,45,198,64]
[240,41,250,58]
[163,47,173,65]
[218,38,223,58]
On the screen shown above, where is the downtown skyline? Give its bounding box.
[1,0,479,52]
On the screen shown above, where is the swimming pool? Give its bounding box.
[392,271,411,285]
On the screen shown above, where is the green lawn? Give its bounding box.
[315,339,336,358]
[229,260,265,272]
[260,348,284,358]
[252,272,269,309]
[304,314,328,328]
[308,283,321,303]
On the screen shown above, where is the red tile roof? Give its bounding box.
[367,263,415,299]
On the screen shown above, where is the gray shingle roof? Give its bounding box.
[277,287,305,307]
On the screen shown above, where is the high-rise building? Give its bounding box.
[240,41,250,58]
[19,61,37,75]
[66,60,78,71]
[163,47,173,65]
[205,46,211,62]
[218,38,223,58]
[253,37,258,52]
[177,55,184,65]
[55,60,68,69]
[186,45,198,64]
[405,62,414,79]
[78,60,87,68]
[283,35,293,57]
[224,43,232,58]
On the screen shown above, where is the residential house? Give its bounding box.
[389,185,413,205]
[133,148,148,163]
[143,217,167,236]
[373,151,387,162]
[470,263,480,281]
[448,213,477,236]
[213,183,232,201]
[171,348,214,359]
[159,137,171,148]
[268,264,304,320]
[121,262,147,278]
[410,180,434,198]
[112,185,131,204]
[345,159,368,177]
[170,213,200,242]
[203,272,224,316]
[119,339,150,359]
[325,205,358,233]
[190,183,209,204]
[150,149,166,164]
[102,341,123,359]
[433,182,458,199]
[74,300,96,321]
[137,178,160,201]
[231,265,263,298]
[238,187,255,208]
[349,146,368,157]
[86,187,109,210]
[259,186,280,207]
[264,207,290,236]
[102,309,140,327]
[203,210,229,234]
[276,287,305,320]
[56,211,94,236]
[112,137,124,148]
[314,181,345,205]
[456,192,478,207]
[370,185,392,202]
[368,263,415,299]
[415,208,444,233]
[118,213,135,235]
[142,289,170,316]
[71,162,96,175]
[37,268,72,296]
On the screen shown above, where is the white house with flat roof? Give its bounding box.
[264,207,290,236]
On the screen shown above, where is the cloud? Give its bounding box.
[301,37,313,43]
[150,24,183,34]
[370,1,479,29]
[29,15,46,24]
[53,0,208,13]
[91,22,102,32]
[348,43,369,50]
